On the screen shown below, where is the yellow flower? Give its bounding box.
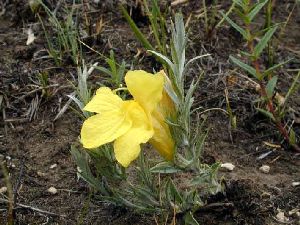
[81,70,175,167]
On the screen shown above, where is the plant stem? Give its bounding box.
[247,32,300,152]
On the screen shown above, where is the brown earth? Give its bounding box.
[0,0,299,224]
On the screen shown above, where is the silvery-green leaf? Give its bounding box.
[150,162,182,174]
[148,50,175,72]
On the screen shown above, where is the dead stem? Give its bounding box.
[0,198,66,218]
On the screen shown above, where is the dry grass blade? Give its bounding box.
[0,198,66,218]
[171,0,189,7]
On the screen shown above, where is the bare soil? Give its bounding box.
[0,0,299,224]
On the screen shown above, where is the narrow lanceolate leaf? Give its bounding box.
[263,59,292,78]
[184,211,200,225]
[150,162,182,174]
[284,70,300,104]
[230,56,257,78]
[232,0,246,11]
[289,129,296,145]
[119,5,154,51]
[221,12,249,40]
[148,50,175,72]
[248,0,268,21]
[254,26,277,58]
[266,76,278,98]
[166,179,183,203]
[257,108,275,121]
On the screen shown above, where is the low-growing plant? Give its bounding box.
[37,0,82,66]
[70,14,222,224]
[201,0,220,38]
[222,0,300,152]
[120,0,168,55]
[94,50,127,88]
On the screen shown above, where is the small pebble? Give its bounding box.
[288,209,299,217]
[50,164,57,169]
[221,163,235,171]
[47,187,57,194]
[276,211,289,222]
[292,182,300,187]
[77,167,82,173]
[15,126,24,133]
[259,165,270,174]
[0,187,7,193]
[37,171,47,177]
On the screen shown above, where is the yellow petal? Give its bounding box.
[150,110,175,161]
[125,70,164,113]
[114,138,141,167]
[114,101,154,167]
[83,87,123,114]
[81,111,131,149]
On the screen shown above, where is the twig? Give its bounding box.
[13,144,25,202]
[17,84,59,101]
[171,0,189,7]
[0,95,7,136]
[0,198,66,217]
[53,0,64,16]
[199,202,234,211]
[198,107,228,115]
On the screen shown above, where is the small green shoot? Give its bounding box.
[224,0,300,152]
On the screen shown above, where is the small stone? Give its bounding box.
[292,182,300,187]
[50,164,57,169]
[288,209,299,216]
[0,187,7,193]
[221,163,235,171]
[47,187,57,194]
[15,126,24,133]
[259,165,270,174]
[275,93,285,106]
[77,166,82,173]
[276,211,289,222]
[37,171,47,177]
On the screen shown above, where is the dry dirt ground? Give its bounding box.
[0,1,299,224]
